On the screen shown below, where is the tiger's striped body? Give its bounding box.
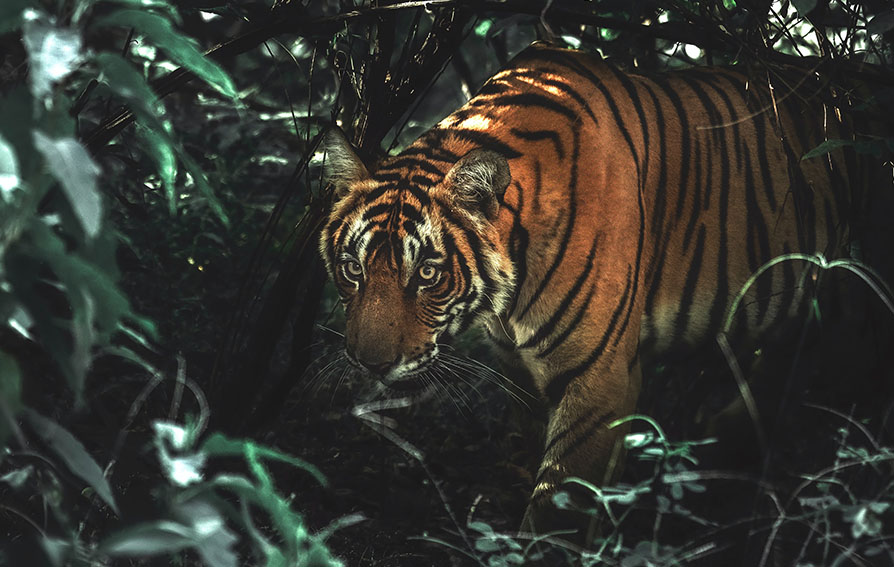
[320,44,887,532]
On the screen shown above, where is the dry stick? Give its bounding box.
[168,353,187,421]
[208,135,324,395]
[103,370,166,480]
[352,398,485,565]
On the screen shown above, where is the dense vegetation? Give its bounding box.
[1,0,893,565]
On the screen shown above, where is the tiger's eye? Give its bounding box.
[343,260,362,279]
[418,265,439,282]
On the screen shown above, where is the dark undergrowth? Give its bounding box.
[2,1,894,566]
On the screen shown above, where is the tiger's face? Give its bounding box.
[319,129,515,390]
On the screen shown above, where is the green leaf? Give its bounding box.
[4,248,79,396]
[0,132,21,200]
[119,317,159,345]
[0,352,23,445]
[851,505,883,539]
[92,51,227,224]
[0,88,37,179]
[92,10,237,100]
[99,521,195,555]
[135,125,177,213]
[103,345,157,375]
[0,0,33,34]
[8,220,134,398]
[201,433,326,486]
[552,491,571,509]
[1,465,34,489]
[153,421,206,486]
[94,52,178,212]
[474,537,500,553]
[22,18,83,100]
[101,502,238,567]
[803,137,889,160]
[474,19,493,38]
[867,10,894,36]
[670,482,684,500]
[102,0,182,25]
[174,499,238,567]
[23,409,119,514]
[869,502,890,514]
[40,536,71,567]
[467,520,495,536]
[93,52,163,115]
[801,138,853,160]
[32,131,102,237]
[175,140,229,227]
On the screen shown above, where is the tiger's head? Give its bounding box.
[318,129,515,391]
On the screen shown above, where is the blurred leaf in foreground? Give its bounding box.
[32,131,102,237]
[92,9,238,100]
[0,133,21,200]
[22,13,83,101]
[24,409,119,514]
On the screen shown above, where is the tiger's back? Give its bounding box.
[320,43,892,533]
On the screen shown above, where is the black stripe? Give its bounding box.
[535,411,616,485]
[537,282,597,359]
[400,202,424,224]
[362,202,394,221]
[640,81,668,237]
[410,174,436,187]
[746,85,779,213]
[671,224,707,340]
[743,145,772,325]
[544,267,633,405]
[472,91,578,122]
[394,145,461,164]
[502,196,529,318]
[363,231,389,261]
[424,128,523,160]
[531,161,543,213]
[562,55,641,171]
[440,230,471,295]
[703,79,734,337]
[643,75,691,316]
[560,55,646,346]
[478,68,600,126]
[518,237,598,350]
[682,136,704,252]
[677,75,727,214]
[515,126,580,318]
[550,411,617,476]
[443,212,498,296]
[381,156,448,178]
[604,63,650,188]
[509,128,565,158]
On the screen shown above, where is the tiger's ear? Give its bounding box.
[445,149,511,221]
[322,127,370,199]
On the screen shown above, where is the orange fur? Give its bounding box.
[320,44,892,533]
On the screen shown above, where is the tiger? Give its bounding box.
[318,42,893,534]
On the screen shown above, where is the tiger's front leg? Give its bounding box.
[519,352,642,539]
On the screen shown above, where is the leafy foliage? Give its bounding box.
[0,0,340,564]
[1,0,892,565]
